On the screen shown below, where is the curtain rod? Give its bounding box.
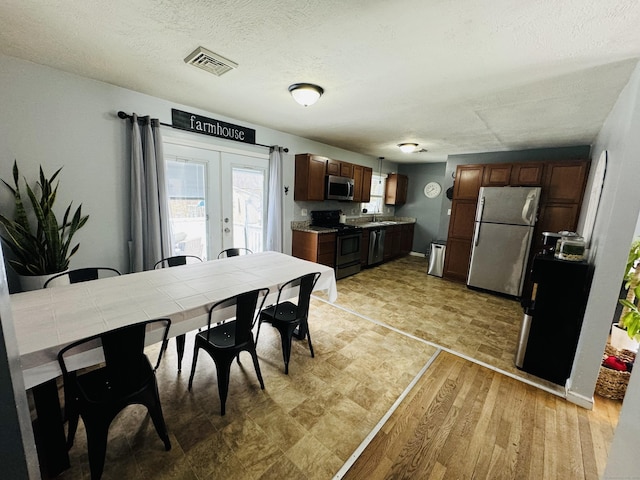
[117,111,288,152]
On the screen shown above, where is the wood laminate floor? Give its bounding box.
[47,255,620,479]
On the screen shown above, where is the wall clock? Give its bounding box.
[424,181,442,198]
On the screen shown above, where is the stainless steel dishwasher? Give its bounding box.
[368,227,386,266]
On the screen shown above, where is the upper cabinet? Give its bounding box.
[454,165,484,200]
[510,163,544,186]
[295,153,372,203]
[482,164,512,186]
[543,161,589,203]
[327,158,353,178]
[385,173,408,205]
[294,154,327,201]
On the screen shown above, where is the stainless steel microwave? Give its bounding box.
[326,175,354,201]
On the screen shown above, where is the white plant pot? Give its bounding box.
[610,323,640,353]
[18,271,66,291]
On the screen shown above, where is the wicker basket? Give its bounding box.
[595,344,636,400]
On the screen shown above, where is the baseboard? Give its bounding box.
[565,379,595,409]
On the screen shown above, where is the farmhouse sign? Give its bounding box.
[171,109,256,145]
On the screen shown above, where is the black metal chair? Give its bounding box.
[153,255,203,372]
[188,288,269,415]
[256,272,321,374]
[153,255,203,269]
[57,318,172,480]
[217,248,253,259]
[43,267,121,288]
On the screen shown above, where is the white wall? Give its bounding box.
[0,54,390,291]
[572,60,640,477]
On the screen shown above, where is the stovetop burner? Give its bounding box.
[310,210,361,235]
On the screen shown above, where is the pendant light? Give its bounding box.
[288,83,324,106]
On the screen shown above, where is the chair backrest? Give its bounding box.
[274,272,321,320]
[217,248,253,259]
[154,255,203,269]
[206,288,269,345]
[44,267,121,288]
[57,318,171,397]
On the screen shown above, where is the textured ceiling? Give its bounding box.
[1,0,639,163]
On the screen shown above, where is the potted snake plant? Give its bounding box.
[0,160,89,290]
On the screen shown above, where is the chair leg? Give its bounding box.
[248,346,265,389]
[188,344,200,391]
[175,334,186,372]
[213,354,234,416]
[84,418,110,480]
[306,328,315,358]
[274,323,297,375]
[145,380,172,451]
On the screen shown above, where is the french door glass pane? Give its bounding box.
[166,158,208,260]
[231,167,265,253]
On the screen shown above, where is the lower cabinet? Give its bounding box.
[361,229,370,266]
[291,231,336,267]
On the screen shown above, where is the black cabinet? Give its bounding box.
[519,255,591,385]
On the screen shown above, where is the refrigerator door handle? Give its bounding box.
[521,191,538,224]
[473,221,481,247]
[477,195,486,222]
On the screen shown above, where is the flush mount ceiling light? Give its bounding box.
[398,143,419,153]
[288,83,324,106]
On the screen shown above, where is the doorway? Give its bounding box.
[164,141,268,260]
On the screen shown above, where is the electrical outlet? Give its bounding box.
[301,209,307,216]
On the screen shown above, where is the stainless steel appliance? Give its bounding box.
[310,210,361,279]
[325,175,354,201]
[368,227,385,266]
[427,241,446,277]
[467,186,541,297]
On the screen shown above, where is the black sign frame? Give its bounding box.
[171,109,256,145]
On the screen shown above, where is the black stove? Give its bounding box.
[310,210,361,236]
[310,210,362,279]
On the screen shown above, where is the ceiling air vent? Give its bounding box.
[184,47,238,77]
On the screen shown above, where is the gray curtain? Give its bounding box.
[266,146,284,252]
[128,114,172,271]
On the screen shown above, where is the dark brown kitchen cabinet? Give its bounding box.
[327,159,352,178]
[443,238,473,281]
[352,165,373,203]
[543,161,589,203]
[340,162,353,178]
[361,167,372,203]
[326,159,341,176]
[291,230,336,267]
[295,154,327,201]
[511,163,544,186]
[400,223,415,255]
[453,165,484,200]
[482,164,512,186]
[360,229,370,266]
[385,173,408,205]
[383,225,401,259]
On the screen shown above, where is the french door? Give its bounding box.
[163,141,268,260]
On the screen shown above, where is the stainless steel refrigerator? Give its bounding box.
[467,186,541,297]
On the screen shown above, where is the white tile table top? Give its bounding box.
[10,251,337,389]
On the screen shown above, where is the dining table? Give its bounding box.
[10,251,337,476]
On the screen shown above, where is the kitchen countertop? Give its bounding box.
[291,217,416,233]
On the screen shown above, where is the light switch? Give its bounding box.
[301,209,307,216]
[447,209,451,215]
